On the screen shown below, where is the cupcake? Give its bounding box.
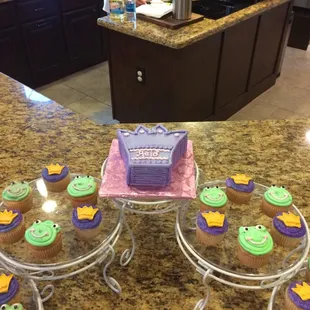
[284,281,310,310]
[237,225,273,268]
[199,186,228,213]
[0,210,25,244]
[67,176,98,208]
[25,220,62,259]
[2,182,32,214]
[261,185,293,218]
[42,163,71,192]
[72,205,102,241]
[226,174,255,204]
[0,304,24,310]
[196,211,229,246]
[0,274,20,305]
[306,258,310,283]
[271,212,306,247]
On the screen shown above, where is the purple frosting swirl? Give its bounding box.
[288,281,310,309]
[42,164,69,182]
[0,275,19,304]
[273,212,306,238]
[197,211,229,235]
[0,210,22,233]
[226,178,255,193]
[72,205,102,230]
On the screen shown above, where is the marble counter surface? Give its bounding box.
[97,0,289,49]
[1,72,310,310]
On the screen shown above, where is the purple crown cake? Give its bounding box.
[117,124,188,187]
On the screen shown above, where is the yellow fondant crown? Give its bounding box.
[0,274,13,294]
[231,174,251,185]
[77,206,98,220]
[277,212,301,228]
[292,282,310,301]
[0,210,18,225]
[202,211,225,227]
[46,163,64,175]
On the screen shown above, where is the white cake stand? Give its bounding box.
[175,180,310,310]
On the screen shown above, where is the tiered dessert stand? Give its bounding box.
[0,174,127,303]
[176,180,310,310]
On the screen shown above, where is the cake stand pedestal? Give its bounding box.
[176,180,310,310]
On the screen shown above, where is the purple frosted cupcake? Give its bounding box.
[226,174,255,204]
[271,212,306,247]
[196,211,229,246]
[72,205,102,241]
[42,163,71,192]
[0,210,25,244]
[284,281,310,310]
[0,274,20,305]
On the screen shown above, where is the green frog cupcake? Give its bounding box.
[237,225,273,268]
[2,181,33,213]
[199,186,228,213]
[25,220,62,259]
[261,185,293,218]
[0,304,25,310]
[67,176,98,208]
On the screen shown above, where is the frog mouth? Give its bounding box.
[72,184,92,191]
[8,188,27,197]
[30,229,49,238]
[246,236,268,245]
[205,193,223,201]
[270,192,289,200]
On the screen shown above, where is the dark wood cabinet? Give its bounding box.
[0,2,16,29]
[63,5,102,73]
[60,0,99,12]
[22,16,67,86]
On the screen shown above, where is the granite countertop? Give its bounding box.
[97,0,289,49]
[1,72,310,309]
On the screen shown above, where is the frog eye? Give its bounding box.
[215,186,219,188]
[21,181,25,184]
[205,186,210,189]
[281,186,285,188]
[75,176,80,179]
[87,175,90,178]
[34,220,41,224]
[53,224,60,229]
[1,305,8,310]
[13,304,21,309]
[243,227,249,232]
[10,181,16,185]
[256,225,263,230]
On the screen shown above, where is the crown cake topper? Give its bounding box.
[277,212,301,228]
[292,282,310,301]
[0,274,13,294]
[45,163,65,175]
[231,174,252,185]
[202,212,225,227]
[0,210,18,225]
[77,206,98,220]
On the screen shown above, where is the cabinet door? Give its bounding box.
[22,16,67,86]
[0,27,31,85]
[249,3,289,86]
[63,6,102,73]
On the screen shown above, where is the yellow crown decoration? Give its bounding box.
[0,210,18,225]
[231,174,252,185]
[292,282,310,301]
[277,212,301,228]
[77,206,98,220]
[202,211,225,227]
[46,163,65,175]
[0,274,13,294]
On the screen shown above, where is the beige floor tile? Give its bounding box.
[270,107,302,120]
[88,105,114,124]
[67,96,106,117]
[238,101,279,120]
[227,112,248,121]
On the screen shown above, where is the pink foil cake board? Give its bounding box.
[99,139,196,200]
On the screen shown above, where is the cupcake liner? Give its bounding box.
[196,225,225,246]
[0,219,25,244]
[226,187,252,204]
[306,269,310,283]
[69,186,98,208]
[3,191,33,214]
[199,203,226,214]
[261,199,292,218]
[237,243,271,268]
[27,233,62,260]
[74,224,102,241]
[43,174,71,192]
[284,288,302,310]
[271,223,301,248]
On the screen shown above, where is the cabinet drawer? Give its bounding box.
[17,0,58,23]
[0,2,16,29]
[60,0,99,12]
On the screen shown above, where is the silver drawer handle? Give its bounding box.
[36,22,48,27]
[34,7,44,12]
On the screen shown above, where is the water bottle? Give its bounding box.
[126,0,136,22]
[110,0,125,20]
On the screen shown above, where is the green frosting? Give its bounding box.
[238,225,273,256]
[67,176,96,198]
[2,182,30,201]
[25,220,61,247]
[0,304,24,310]
[199,186,227,208]
[308,257,310,269]
[264,185,292,207]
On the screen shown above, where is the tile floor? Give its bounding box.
[37,46,310,124]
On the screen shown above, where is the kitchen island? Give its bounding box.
[1,72,310,309]
[98,0,292,123]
